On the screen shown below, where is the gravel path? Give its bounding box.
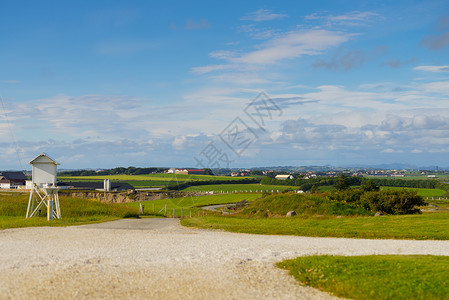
[1,218,449,299]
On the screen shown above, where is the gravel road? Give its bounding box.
[1,218,449,299]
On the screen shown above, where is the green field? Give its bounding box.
[59,173,251,182]
[124,193,262,217]
[181,212,449,240]
[0,192,139,229]
[279,255,449,300]
[182,184,296,192]
[58,173,259,188]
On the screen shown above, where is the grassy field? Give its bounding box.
[59,173,252,182]
[278,255,449,299]
[124,193,262,217]
[182,184,296,192]
[58,174,259,188]
[0,192,139,229]
[181,213,449,240]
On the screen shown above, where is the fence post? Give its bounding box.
[164,204,167,217]
[190,210,192,218]
[181,208,183,218]
[153,203,155,213]
[173,208,175,218]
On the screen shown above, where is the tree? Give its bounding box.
[334,174,351,191]
[203,168,214,175]
[360,179,380,192]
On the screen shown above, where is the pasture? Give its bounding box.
[278,255,449,300]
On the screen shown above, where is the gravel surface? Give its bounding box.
[1,218,449,299]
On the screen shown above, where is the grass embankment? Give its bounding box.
[125,193,262,217]
[278,255,449,299]
[241,193,371,217]
[0,192,139,229]
[181,213,449,240]
[182,184,296,192]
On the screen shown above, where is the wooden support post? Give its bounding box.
[153,203,155,213]
[164,204,167,217]
[190,210,192,218]
[173,208,175,218]
[181,208,183,218]
[47,198,53,221]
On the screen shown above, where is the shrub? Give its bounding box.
[359,190,426,215]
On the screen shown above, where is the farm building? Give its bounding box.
[275,174,294,180]
[175,169,205,175]
[0,171,27,189]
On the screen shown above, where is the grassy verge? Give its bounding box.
[278,255,449,300]
[181,213,449,240]
[0,192,139,230]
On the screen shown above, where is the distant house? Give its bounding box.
[275,174,294,180]
[175,169,205,175]
[231,172,239,177]
[0,171,27,189]
[167,168,176,174]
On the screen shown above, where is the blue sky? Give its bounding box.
[1,0,449,169]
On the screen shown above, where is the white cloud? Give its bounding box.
[241,9,287,22]
[191,64,234,74]
[306,11,380,26]
[233,29,354,65]
[423,81,449,94]
[414,65,449,73]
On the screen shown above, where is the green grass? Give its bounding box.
[278,255,449,300]
[241,193,371,217]
[0,192,139,229]
[58,174,259,188]
[59,173,251,182]
[124,193,262,217]
[181,212,449,240]
[182,184,296,192]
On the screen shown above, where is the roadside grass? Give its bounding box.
[0,192,139,230]
[182,184,296,192]
[125,193,262,217]
[181,213,449,240]
[278,255,449,300]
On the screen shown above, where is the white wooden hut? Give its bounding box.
[26,153,61,220]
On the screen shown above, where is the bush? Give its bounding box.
[328,189,426,215]
[359,190,426,215]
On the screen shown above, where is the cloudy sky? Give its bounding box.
[1,0,449,169]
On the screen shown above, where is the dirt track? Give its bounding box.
[1,218,449,299]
